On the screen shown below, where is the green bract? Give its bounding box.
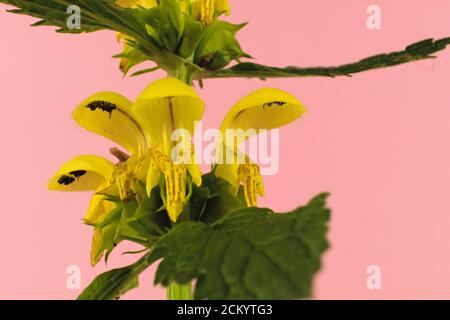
[194,21,249,70]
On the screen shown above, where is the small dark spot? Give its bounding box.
[113,243,117,247]
[86,100,117,118]
[58,175,75,186]
[70,170,87,178]
[263,101,286,109]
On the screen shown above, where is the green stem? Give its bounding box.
[172,61,193,84]
[167,282,193,300]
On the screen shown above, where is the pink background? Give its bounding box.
[1,1,450,299]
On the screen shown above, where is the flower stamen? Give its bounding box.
[237,162,265,207]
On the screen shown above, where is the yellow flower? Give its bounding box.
[50,78,204,230]
[48,89,149,265]
[215,88,307,207]
[48,155,117,265]
[133,78,204,221]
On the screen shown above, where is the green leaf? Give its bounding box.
[77,252,151,300]
[2,0,105,33]
[2,0,133,34]
[119,188,170,242]
[188,183,211,221]
[1,0,184,71]
[200,194,244,224]
[92,189,168,263]
[130,66,161,77]
[147,193,331,299]
[196,37,450,79]
[178,14,204,58]
[187,172,245,223]
[114,41,149,75]
[145,0,184,52]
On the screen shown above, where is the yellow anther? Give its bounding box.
[113,162,133,201]
[191,0,216,25]
[238,163,264,207]
[200,0,215,25]
[149,151,188,222]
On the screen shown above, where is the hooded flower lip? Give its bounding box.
[47,154,117,225]
[48,155,115,192]
[216,88,307,207]
[133,78,205,155]
[48,155,117,266]
[133,78,205,222]
[72,91,149,156]
[220,88,307,133]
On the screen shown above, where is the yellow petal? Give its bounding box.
[148,150,188,222]
[85,195,116,225]
[133,78,205,154]
[237,162,264,207]
[163,164,187,222]
[188,163,202,187]
[115,0,157,8]
[90,229,104,266]
[215,162,239,193]
[73,92,148,155]
[220,88,307,135]
[90,220,121,266]
[216,0,230,15]
[146,158,161,196]
[48,155,115,192]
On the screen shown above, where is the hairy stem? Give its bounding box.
[195,37,450,80]
[167,282,193,300]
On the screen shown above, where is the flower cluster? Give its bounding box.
[48,78,306,265]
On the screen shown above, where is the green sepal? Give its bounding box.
[178,15,204,58]
[194,21,250,70]
[113,43,149,75]
[145,0,185,52]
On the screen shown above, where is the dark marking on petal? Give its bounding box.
[86,100,117,118]
[262,101,286,109]
[70,170,87,178]
[58,175,76,186]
